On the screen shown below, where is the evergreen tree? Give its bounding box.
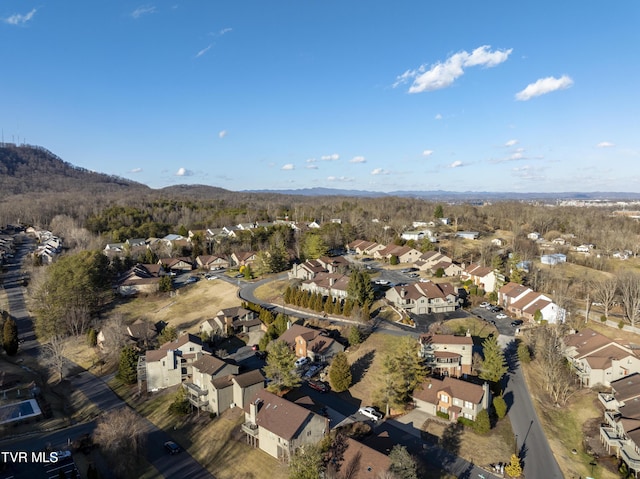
[479,335,508,384]
[324,295,334,315]
[347,269,374,307]
[117,346,138,384]
[493,396,507,420]
[301,233,328,260]
[328,352,352,392]
[348,326,363,346]
[342,298,353,317]
[474,409,491,434]
[3,317,18,356]
[333,299,343,315]
[87,328,98,347]
[264,340,300,392]
[434,204,444,219]
[388,444,418,479]
[158,275,172,292]
[504,454,522,478]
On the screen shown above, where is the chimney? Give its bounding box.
[329,277,335,286]
[250,398,262,424]
[401,288,406,298]
[482,382,491,410]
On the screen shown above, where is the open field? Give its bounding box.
[108,280,241,334]
[110,380,288,479]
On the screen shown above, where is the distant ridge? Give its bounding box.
[246,187,640,202]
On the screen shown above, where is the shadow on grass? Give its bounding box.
[350,350,375,386]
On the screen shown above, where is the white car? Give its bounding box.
[479,302,490,308]
[358,406,382,422]
[374,279,390,285]
[295,357,310,368]
[496,313,508,320]
[205,274,217,280]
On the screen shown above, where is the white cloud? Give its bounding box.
[327,176,353,182]
[449,161,464,168]
[306,165,318,170]
[129,168,143,173]
[422,150,434,157]
[3,8,37,25]
[597,141,615,148]
[371,168,390,175]
[434,113,443,120]
[218,130,227,139]
[505,139,518,147]
[219,28,232,35]
[196,44,213,58]
[131,5,156,19]
[321,153,340,161]
[281,164,295,171]
[394,45,512,93]
[176,167,193,176]
[515,75,574,101]
[306,158,317,163]
[350,156,366,163]
[512,165,545,180]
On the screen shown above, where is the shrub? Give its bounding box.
[517,342,532,364]
[600,315,607,323]
[436,411,450,420]
[619,320,625,330]
[493,396,507,420]
[457,417,474,428]
[473,409,491,434]
[168,387,191,416]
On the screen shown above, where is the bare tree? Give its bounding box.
[619,272,640,328]
[41,336,67,383]
[591,276,618,319]
[93,407,147,476]
[99,313,129,363]
[531,326,575,406]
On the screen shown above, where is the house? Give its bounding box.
[575,244,595,253]
[599,374,640,476]
[461,264,498,293]
[200,307,260,335]
[385,281,459,315]
[373,244,422,263]
[196,254,230,271]
[326,437,391,479]
[541,253,567,265]
[413,376,491,422]
[125,319,158,348]
[455,231,479,240]
[428,261,463,277]
[183,357,258,415]
[498,282,565,324]
[419,333,474,377]
[278,324,344,362]
[231,251,258,267]
[401,230,429,242]
[491,238,505,247]
[527,232,542,241]
[117,263,164,296]
[144,334,212,392]
[242,389,329,460]
[414,251,452,271]
[158,257,194,273]
[346,240,384,256]
[552,237,567,245]
[300,272,350,300]
[563,328,640,388]
[289,255,350,281]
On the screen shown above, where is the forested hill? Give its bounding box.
[0,144,149,198]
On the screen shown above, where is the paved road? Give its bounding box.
[504,340,564,479]
[1,235,214,479]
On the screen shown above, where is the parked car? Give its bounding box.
[511,319,524,327]
[479,302,490,308]
[304,364,322,379]
[491,306,502,313]
[235,273,244,278]
[205,274,217,280]
[185,276,198,284]
[496,313,508,320]
[255,350,267,359]
[374,279,390,285]
[295,357,310,368]
[164,441,181,455]
[358,406,383,422]
[308,380,329,393]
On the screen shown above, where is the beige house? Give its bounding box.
[599,373,640,476]
[144,334,210,392]
[346,239,384,256]
[385,281,458,315]
[326,437,391,479]
[184,359,261,415]
[498,282,565,324]
[196,254,230,270]
[564,328,640,387]
[200,307,260,336]
[299,272,350,300]
[158,257,194,273]
[242,389,329,461]
[231,251,257,267]
[373,244,422,263]
[278,324,344,362]
[461,263,498,293]
[413,376,491,422]
[419,333,474,377]
[117,263,164,296]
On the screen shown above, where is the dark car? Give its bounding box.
[255,350,267,359]
[511,319,524,327]
[164,440,181,455]
[308,380,330,393]
[490,306,502,313]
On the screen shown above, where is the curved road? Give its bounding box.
[239,272,564,479]
[1,235,214,479]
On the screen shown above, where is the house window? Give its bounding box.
[190,347,194,351]
[440,395,449,403]
[464,401,473,409]
[162,361,165,367]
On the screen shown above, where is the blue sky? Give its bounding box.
[1,2,638,193]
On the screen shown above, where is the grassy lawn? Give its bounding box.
[109,380,288,479]
[253,278,289,303]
